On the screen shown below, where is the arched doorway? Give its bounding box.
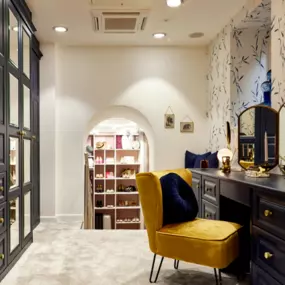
[85,117,149,230]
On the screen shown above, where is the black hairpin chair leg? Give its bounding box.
[174,259,179,270]
[149,254,164,283]
[214,269,222,285]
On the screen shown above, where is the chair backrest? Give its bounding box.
[136,169,192,253]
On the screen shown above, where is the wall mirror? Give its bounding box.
[9,197,20,253]
[238,105,279,170]
[279,103,285,174]
[9,9,18,68]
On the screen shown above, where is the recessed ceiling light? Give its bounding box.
[12,26,18,32]
[153,33,166,39]
[53,26,68,33]
[166,0,182,7]
[189,32,204,38]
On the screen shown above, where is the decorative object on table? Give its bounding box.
[279,155,285,174]
[222,156,231,173]
[200,159,209,169]
[217,148,233,173]
[261,70,272,107]
[245,166,270,178]
[96,141,105,149]
[164,106,175,129]
[180,115,194,133]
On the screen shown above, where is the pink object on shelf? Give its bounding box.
[116,135,122,149]
[106,172,114,178]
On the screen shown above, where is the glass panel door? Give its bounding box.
[8,9,19,68]
[23,139,30,184]
[23,86,30,130]
[9,74,19,127]
[23,30,30,79]
[9,137,19,190]
[24,191,31,237]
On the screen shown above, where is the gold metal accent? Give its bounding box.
[0,186,3,192]
[264,252,273,259]
[0,254,4,260]
[264,210,272,217]
[0,218,4,224]
[18,131,26,136]
[32,135,36,140]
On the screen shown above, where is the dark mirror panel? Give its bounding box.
[0,135,3,165]
[0,67,3,124]
[279,103,285,174]
[238,105,278,170]
[24,191,31,237]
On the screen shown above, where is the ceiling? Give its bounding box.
[26,0,247,46]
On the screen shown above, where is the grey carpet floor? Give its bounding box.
[2,219,249,285]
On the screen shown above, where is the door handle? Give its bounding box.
[32,135,37,140]
[264,252,273,259]
[18,131,26,136]
[0,186,3,192]
[264,210,272,217]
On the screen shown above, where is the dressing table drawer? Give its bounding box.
[252,226,285,284]
[202,177,219,205]
[253,191,285,240]
[252,263,281,285]
[192,173,201,217]
[202,199,219,220]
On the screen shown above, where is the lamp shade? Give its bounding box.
[217,148,233,162]
[166,0,182,7]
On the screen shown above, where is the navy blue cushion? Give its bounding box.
[160,173,198,226]
[184,151,197,168]
[207,151,219,168]
[193,152,211,168]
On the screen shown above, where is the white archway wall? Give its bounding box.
[40,45,210,216]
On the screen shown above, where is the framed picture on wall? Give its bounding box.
[164,114,175,129]
[180,122,194,133]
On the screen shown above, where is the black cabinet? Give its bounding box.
[0,0,41,281]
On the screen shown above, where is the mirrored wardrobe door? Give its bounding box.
[23,191,31,238]
[8,196,20,258]
[8,8,19,68]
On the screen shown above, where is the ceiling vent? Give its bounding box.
[91,9,149,33]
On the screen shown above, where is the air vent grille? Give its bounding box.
[91,9,149,34]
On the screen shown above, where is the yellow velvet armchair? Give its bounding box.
[136,169,242,284]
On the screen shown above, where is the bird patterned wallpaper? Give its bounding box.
[207,0,275,153]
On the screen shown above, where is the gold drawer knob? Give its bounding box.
[264,252,273,259]
[0,218,4,224]
[264,210,272,217]
[0,254,4,260]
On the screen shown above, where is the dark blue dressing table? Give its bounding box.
[190,168,285,285]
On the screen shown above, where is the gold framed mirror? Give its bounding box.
[238,105,279,170]
[279,103,285,174]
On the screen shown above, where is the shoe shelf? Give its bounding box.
[87,133,144,230]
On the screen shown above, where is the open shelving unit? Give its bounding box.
[87,132,144,230]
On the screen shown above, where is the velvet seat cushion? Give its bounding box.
[160,173,198,226]
[156,219,242,269]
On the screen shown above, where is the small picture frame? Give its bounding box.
[180,122,194,133]
[164,114,175,129]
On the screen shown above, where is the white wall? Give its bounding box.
[40,45,57,216]
[41,46,209,216]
